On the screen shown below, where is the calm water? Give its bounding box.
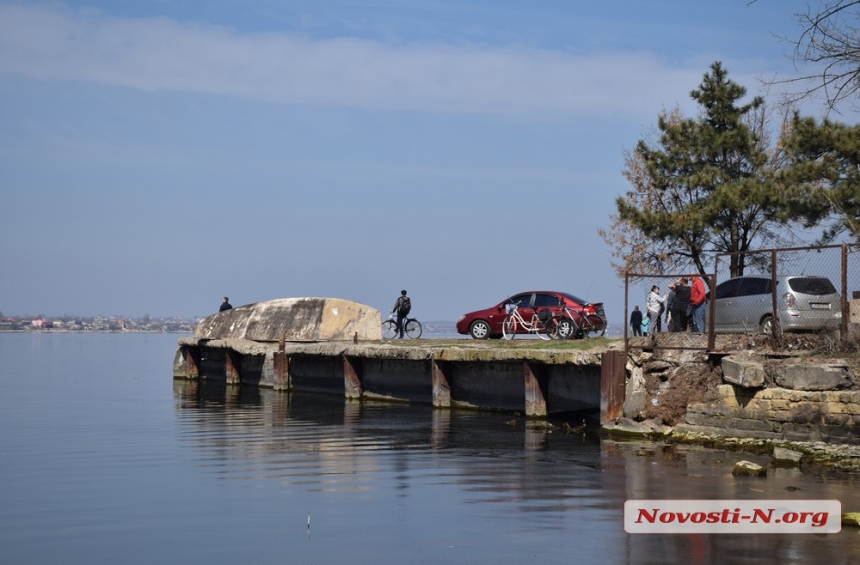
[2,333,860,565]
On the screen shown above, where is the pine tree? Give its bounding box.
[781,114,860,242]
[604,62,799,279]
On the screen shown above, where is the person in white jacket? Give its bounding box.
[646,285,667,334]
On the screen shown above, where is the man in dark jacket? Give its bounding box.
[391,290,411,338]
[220,297,232,312]
[630,305,643,336]
[668,278,690,332]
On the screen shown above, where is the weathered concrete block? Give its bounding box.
[623,366,647,419]
[773,447,803,465]
[717,384,739,408]
[747,398,771,412]
[684,412,705,426]
[774,363,854,391]
[722,355,766,388]
[790,403,821,424]
[823,413,849,426]
[193,297,382,341]
[769,409,795,423]
[842,513,860,527]
[771,399,790,411]
[732,460,767,477]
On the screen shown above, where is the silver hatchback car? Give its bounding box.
[709,275,842,334]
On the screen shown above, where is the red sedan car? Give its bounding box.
[456,290,606,339]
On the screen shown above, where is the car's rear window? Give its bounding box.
[560,292,588,305]
[787,277,837,295]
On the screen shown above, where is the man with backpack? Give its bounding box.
[391,290,411,339]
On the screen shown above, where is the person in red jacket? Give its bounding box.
[690,277,706,334]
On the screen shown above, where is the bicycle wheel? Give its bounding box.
[382,319,398,339]
[404,319,422,339]
[535,317,552,340]
[556,318,576,340]
[502,316,517,339]
[545,317,561,340]
[584,314,606,338]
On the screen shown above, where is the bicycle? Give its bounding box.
[501,303,555,340]
[382,314,423,339]
[552,303,607,339]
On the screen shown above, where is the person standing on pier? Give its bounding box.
[689,276,706,334]
[668,278,691,332]
[391,290,411,339]
[646,285,666,334]
[630,305,643,336]
[220,297,233,312]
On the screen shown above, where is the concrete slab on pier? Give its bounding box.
[175,336,605,365]
[193,297,381,342]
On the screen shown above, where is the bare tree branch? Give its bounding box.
[769,1,860,113]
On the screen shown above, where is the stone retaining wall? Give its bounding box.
[624,347,860,445]
[677,385,860,444]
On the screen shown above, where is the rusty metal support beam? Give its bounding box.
[225,350,241,385]
[343,355,362,399]
[431,358,451,408]
[273,335,290,390]
[275,335,289,389]
[600,350,626,425]
[182,346,200,379]
[524,361,547,418]
[843,243,849,348]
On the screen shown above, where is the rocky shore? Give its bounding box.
[615,331,860,474]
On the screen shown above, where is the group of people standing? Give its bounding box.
[630,276,706,336]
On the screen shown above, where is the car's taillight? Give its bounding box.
[784,293,796,309]
[584,304,595,315]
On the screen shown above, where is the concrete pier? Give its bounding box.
[173,338,621,420]
[175,297,622,421]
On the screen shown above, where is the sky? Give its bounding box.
[0,0,852,326]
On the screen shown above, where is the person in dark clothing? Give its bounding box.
[220,297,232,312]
[391,290,411,338]
[668,278,691,332]
[630,305,643,336]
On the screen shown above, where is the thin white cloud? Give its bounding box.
[0,4,709,117]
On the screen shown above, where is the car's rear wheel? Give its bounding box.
[760,315,773,335]
[469,320,491,340]
[502,317,517,340]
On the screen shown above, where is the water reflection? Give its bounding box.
[174,380,860,564]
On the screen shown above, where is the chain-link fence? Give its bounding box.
[624,244,860,354]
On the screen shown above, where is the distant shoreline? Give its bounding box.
[0,329,194,334]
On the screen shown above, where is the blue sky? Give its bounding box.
[0,0,849,324]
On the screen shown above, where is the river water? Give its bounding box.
[2,332,860,564]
